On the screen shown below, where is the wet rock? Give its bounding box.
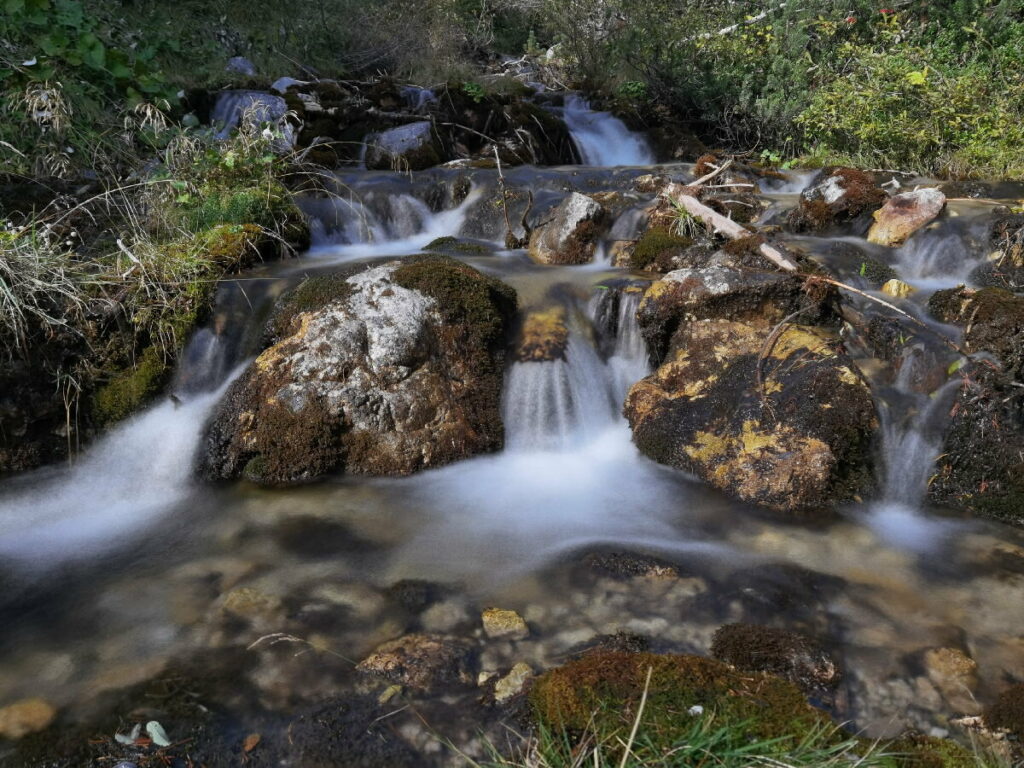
[219,587,283,622]
[493,662,533,703]
[971,211,1024,291]
[881,278,915,299]
[357,633,477,692]
[788,167,886,232]
[0,698,56,740]
[926,287,1024,524]
[922,647,979,712]
[582,550,682,580]
[622,228,695,272]
[364,121,442,171]
[386,579,445,614]
[225,56,256,76]
[274,515,376,556]
[634,174,669,193]
[528,192,607,265]
[626,304,876,512]
[710,623,841,692]
[200,257,516,485]
[867,188,946,247]
[513,306,569,362]
[481,608,529,640]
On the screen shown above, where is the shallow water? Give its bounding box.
[2,112,1024,762]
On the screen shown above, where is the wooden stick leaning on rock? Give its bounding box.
[661,183,971,358]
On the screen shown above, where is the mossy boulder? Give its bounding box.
[625,228,694,271]
[788,167,886,232]
[199,256,516,485]
[625,270,876,513]
[528,193,608,265]
[529,651,837,749]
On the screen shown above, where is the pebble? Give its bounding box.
[0,698,57,740]
[494,663,533,703]
[482,608,529,641]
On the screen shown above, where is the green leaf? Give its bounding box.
[54,0,82,27]
[947,358,965,375]
[905,69,927,86]
[77,32,105,70]
[39,31,70,56]
[4,0,26,14]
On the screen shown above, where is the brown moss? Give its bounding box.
[890,732,978,768]
[694,153,722,177]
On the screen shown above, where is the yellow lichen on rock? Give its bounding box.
[514,306,569,362]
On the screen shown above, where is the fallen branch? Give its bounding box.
[689,157,733,188]
[664,182,799,271]
[662,182,972,358]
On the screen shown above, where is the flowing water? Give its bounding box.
[2,101,1024,763]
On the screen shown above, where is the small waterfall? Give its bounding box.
[0,376,236,566]
[893,216,987,288]
[504,334,617,451]
[305,187,483,261]
[504,286,650,452]
[865,346,960,550]
[561,94,655,167]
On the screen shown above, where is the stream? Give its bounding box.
[1,98,1023,763]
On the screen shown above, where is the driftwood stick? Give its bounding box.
[664,183,800,272]
[689,157,733,188]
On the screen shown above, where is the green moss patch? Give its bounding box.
[91,345,171,426]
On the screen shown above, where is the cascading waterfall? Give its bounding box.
[894,216,988,288]
[561,94,655,167]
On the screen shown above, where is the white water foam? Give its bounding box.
[0,376,238,565]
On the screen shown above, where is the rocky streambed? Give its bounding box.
[2,96,1024,766]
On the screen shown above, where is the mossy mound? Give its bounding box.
[890,732,979,768]
[423,236,491,255]
[529,651,836,749]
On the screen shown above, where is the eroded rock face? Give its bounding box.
[364,121,442,171]
[199,257,516,485]
[788,167,886,232]
[867,187,946,246]
[625,268,876,513]
[529,192,607,265]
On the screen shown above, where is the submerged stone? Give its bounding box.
[0,698,56,740]
[481,608,529,640]
[357,633,477,692]
[711,623,841,692]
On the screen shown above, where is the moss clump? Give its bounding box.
[984,683,1024,736]
[789,167,886,232]
[629,228,693,271]
[91,345,171,425]
[530,651,836,750]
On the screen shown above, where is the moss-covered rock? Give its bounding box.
[529,651,837,749]
[627,228,694,271]
[528,193,608,265]
[513,305,569,362]
[199,256,516,485]
[626,272,875,513]
[985,683,1024,736]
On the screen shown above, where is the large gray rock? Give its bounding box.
[364,121,442,171]
[528,192,607,265]
[199,257,516,485]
